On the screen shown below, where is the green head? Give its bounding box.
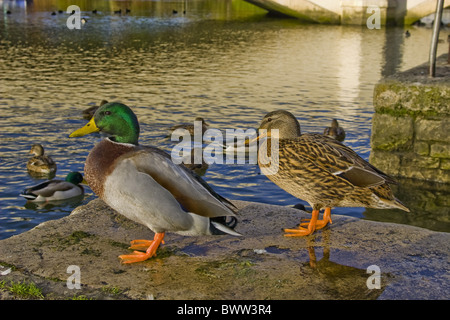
[70,102,140,145]
[65,172,84,185]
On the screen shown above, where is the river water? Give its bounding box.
[0,0,449,240]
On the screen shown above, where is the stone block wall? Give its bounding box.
[369,54,450,184]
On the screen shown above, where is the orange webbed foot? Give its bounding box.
[284,226,315,236]
[300,207,332,230]
[119,233,165,264]
[119,251,156,264]
[283,210,319,237]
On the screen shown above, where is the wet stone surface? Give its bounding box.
[0,199,448,300]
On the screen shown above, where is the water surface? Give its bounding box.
[1,0,449,240]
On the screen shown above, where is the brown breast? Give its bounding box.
[84,139,135,198]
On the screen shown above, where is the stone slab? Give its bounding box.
[0,199,448,300]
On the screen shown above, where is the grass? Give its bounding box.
[0,280,44,299]
[69,294,93,300]
[195,259,256,279]
[101,285,123,296]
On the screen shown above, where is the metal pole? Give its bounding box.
[429,0,444,77]
[447,35,450,64]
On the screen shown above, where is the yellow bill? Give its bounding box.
[69,117,100,138]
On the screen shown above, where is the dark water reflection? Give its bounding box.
[0,0,449,239]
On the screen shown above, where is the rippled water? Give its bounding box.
[0,0,448,240]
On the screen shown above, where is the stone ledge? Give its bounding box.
[374,54,450,116]
[0,199,448,300]
[371,54,450,183]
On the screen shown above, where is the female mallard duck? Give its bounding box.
[323,118,346,142]
[69,102,240,263]
[82,100,109,120]
[169,117,209,136]
[181,150,209,176]
[20,172,84,202]
[254,110,409,236]
[27,144,57,175]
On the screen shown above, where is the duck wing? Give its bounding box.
[21,180,73,199]
[28,155,55,167]
[286,133,397,188]
[128,146,236,218]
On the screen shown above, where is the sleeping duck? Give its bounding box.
[69,102,240,264]
[27,144,57,175]
[20,171,85,202]
[82,100,109,120]
[323,118,346,142]
[169,117,209,136]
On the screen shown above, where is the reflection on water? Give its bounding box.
[0,0,449,240]
[250,231,389,299]
[303,247,387,299]
[364,178,450,233]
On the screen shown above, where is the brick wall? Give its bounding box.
[369,55,450,184]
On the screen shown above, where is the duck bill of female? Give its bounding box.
[69,117,100,137]
[247,129,271,144]
[249,129,280,176]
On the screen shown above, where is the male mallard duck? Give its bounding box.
[169,117,209,136]
[20,172,84,202]
[323,118,346,142]
[69,102,240,263]
[27,144,57,175]
[253,110,409,236]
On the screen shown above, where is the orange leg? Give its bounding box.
[119,232,165,264]
[300,207,332,230]
[284,209,319,236]
[128,239,165,251]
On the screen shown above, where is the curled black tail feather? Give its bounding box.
[210,216,240,236]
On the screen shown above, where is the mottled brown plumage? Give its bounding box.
[27,144,57,175]
[169,117,209,136]
[82,100,109,120]
[256,110,409,236]
[323,118,346,142]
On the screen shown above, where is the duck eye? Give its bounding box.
[267,117,272,122]
[104,111,111,116]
